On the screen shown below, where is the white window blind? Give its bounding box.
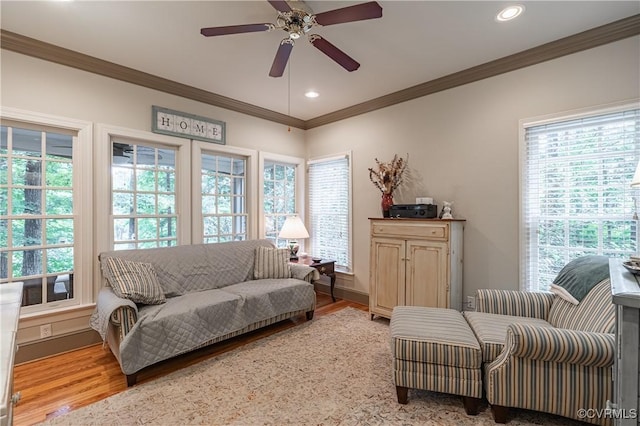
[308,155,351,270]
[521,106,640,292]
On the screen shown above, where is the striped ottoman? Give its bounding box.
[390,306,483,415]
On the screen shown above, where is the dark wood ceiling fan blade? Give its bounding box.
[267,0,292,13]
[200,23,272,37]
[314,1,382,26]
[310,35,360,72]
[269,40,294,77]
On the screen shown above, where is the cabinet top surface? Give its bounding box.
[368,217,466,222]
[0,281,24,306]
[609,258,640,308]
[0,282,22,416]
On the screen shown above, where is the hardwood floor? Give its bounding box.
[12,292,368,426]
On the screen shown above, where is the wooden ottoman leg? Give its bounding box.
[396,386,409,404]
[462,396,482,415]
[491,405,509,423]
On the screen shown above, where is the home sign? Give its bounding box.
[152,105,226,145]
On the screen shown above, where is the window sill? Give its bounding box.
[20,303,96,325]
[336,267,353,276]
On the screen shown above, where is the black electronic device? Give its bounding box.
[389,204,438,219]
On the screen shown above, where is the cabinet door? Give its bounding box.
[405,240,449,308]
[370,237,405,318]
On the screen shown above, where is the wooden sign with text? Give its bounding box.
[152,106,225,144]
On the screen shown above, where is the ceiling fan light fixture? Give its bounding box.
[496,5,525,22]
[201,1,383,77]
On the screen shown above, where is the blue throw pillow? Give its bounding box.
[550,255,609,304]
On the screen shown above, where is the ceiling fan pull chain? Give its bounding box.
[288,57,291,132]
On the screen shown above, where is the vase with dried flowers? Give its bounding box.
[368,154,407,217]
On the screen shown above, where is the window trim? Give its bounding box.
[518,99,640,291]
[1,106,93,313]
[191,141,258,243]
[258,151,305,248]
[307,151,353,271]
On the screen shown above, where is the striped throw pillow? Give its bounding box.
[253,247,292,279]
[104,257,166,305]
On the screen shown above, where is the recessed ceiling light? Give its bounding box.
[496,5,525,22]
[305,91,319,98]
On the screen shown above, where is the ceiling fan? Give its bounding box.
[200,0,383,77]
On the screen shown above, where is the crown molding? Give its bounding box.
[0,29,306,130]
[305,14,640,129]
[2,13,639,131]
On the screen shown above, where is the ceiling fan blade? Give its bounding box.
[269,39,294,77]
[288,0,313,14]
[267,0,292,13]
[309,35,360,72]
[314,1,382,26]
[201,23,272,37]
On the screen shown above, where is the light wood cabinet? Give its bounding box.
[369,219,464,319]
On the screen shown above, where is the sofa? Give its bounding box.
[464,256,614,425]
[90,239,318,386]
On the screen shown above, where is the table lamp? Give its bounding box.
[278,215,309,260]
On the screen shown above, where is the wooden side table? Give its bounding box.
[291,257,337,302]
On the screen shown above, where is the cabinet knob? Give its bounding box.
[12,392,21,405]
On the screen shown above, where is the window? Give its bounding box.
[111,142,178,250]
[261,155,303,248]
[308,153,352,270]
[1,110,92,313]
[521,105,640,292]
[99,130,253,251]
[96,124,190,259]
[200,152,248,243]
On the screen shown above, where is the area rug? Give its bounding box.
[42,308,583,425]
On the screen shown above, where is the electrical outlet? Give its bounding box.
[466,296,476,311]
[40,324,52,339]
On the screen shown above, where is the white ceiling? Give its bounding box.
[1,1,638,121]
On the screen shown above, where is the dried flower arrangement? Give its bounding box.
[368,154,407,195]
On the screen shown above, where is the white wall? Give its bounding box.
[305,36,640,299]
[0,51,305,155]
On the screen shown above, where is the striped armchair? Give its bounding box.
[464,279,615,425]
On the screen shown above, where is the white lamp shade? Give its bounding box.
[278,215,310,239]
[632,159,640,188]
